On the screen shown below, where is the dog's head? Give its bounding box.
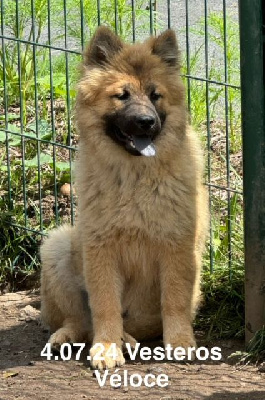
[77,27,186,158]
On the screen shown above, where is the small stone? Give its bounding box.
[147,366,165,374]
[258,363,265,373]
[19,305,40,321]
[2,340,11,347]
[60,183,73,197]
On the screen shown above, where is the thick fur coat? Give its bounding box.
[40,27,208,369]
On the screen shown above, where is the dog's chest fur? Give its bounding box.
[77,156,197,244]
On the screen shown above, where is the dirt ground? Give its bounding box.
[0,291,264,400]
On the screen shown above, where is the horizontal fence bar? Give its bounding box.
[0,34,81,55]
[0,37,241,91]
[205,183,243,195]
[7,222,47,236]
[0,129,77,151]
[183,74,240,89]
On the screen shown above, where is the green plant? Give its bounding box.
[1,1,45,102]
[182,46,223,128]
[181,12,245,340]
[230,327,265,363]
[0,0,67,121]
[210,193,243,269]
[0,119,71,178]
[0,211,41,291]
[65,0,152,42]
[199,178,244,339]
[242,327,265,362]
[202,13,241,147]
[196,264,245,339]
[183,12,241,152]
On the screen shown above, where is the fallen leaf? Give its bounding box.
[3,371,19,378]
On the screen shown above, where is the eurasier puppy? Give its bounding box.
[40,26,208,369]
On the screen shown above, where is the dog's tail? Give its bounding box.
[40,225,75,268]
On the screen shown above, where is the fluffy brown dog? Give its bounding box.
[40,26,208,370]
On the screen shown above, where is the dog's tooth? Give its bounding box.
[140,144,156,157]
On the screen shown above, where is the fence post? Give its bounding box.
[239,0,265,342]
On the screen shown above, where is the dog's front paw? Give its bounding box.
[48,328,73,351]
[90,342,125,370]
[165,334,197,361]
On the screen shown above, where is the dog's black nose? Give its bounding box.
[136,115,155,131]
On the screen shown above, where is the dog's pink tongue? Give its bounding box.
[132,135,156,157]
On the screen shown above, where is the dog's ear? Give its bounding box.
[151,30,180,68]
[84,26,123,67]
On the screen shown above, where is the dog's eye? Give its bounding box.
[114,90,130,101]
[150,91,162,101]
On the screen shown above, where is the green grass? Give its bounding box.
[196,266,244,339]
[0,211,41,292]
[183,13,241,142]
[181,12,245,342]
[230,327,265,363]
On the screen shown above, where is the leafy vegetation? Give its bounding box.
[196,265,244,339]
[230,327,265,364]
[0,212,41,291]
[181,13,244,340]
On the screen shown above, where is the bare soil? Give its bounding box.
[0,291,264,400]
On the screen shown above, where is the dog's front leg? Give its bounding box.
[160,242,198,359]
[83,245,125,369]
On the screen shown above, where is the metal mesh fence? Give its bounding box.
[0,0,243,280]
